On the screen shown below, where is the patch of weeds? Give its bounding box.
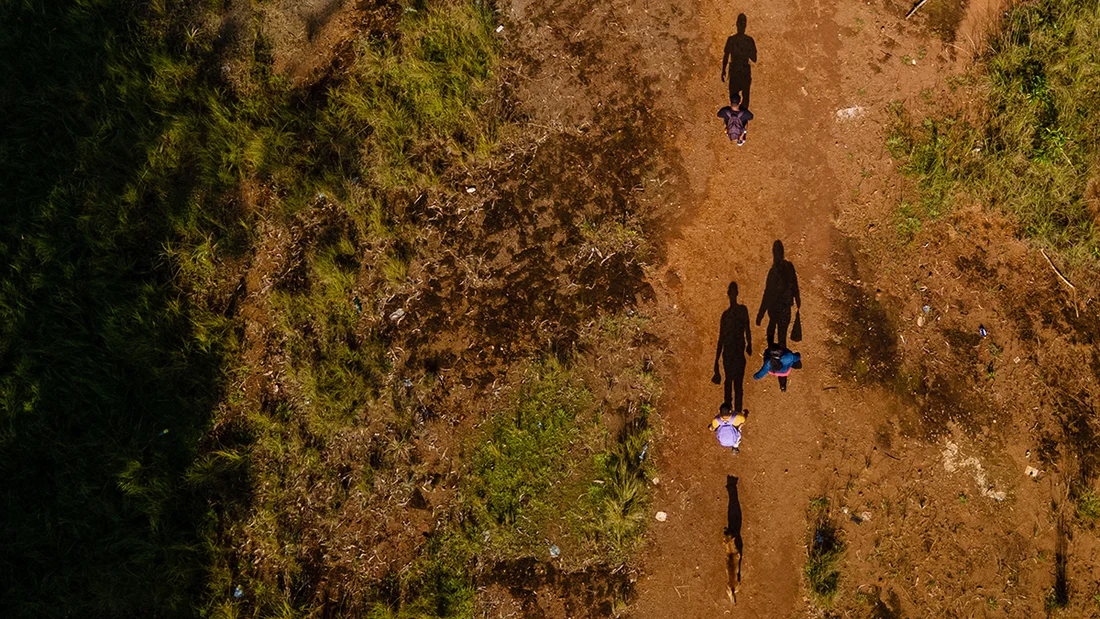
[366,532,478,619]
[805,497,845,607]
[321,0,501,192]
[888,0,1100,265]
[894,201,923,242]
[588,411,654,556]
[1076,488,1100,522]
[463,360,598,554]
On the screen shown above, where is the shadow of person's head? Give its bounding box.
[737,13,747,34]
[727,281,739,304]
[772,239,784,264]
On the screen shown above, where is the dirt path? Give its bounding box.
[633,0,850,615]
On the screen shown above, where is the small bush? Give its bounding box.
[1078,488,1100,522]
[804,497,845,606]
[589,413,653,554]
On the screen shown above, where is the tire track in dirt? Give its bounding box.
[633,0,846,615]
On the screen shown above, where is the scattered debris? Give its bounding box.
[917,315,925,327]
[979,324,988,337]
[860,511,872,522]
[1025,466,1041,479]
[655,511,668,522]
[466,186,477,194]
[388,308,406,323]
[496,24,504,33]
[651,477,660,485]
[835,106,865,121]
[549,544,561,558]
[233,585,244,599]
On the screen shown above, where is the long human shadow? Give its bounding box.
[756,240,801,347]
[713,281,751,413]
[721,13,757,109]
[725,475,744,603]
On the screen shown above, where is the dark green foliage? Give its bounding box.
[466,361,595,533]
[0,1,255,616]
[887,0,1100,263]
[804,497,844,606]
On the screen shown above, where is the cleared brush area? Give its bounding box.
[1,0,677,616]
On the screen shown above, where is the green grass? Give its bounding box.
[804,497,845,607]
[464,360,599,552]
[887,0,1100,264]
[1077,488,1100,522]
[0,0,501,616]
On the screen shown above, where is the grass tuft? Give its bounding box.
[804,497,845,607]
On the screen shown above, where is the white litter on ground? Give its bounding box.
[835,106,865,121]
[942,440,1007,501]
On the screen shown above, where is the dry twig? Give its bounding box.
[1040,248,1079,317]
[906,0,931,19]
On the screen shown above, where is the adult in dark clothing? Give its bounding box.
[756,240,800,347]
[718,96,754,145]
[721,14,757,110]
[713,281,752,412]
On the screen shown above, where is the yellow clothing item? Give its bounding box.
[710,414,746,430]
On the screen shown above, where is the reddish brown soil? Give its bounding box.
[626,0,1098,615]
[632,0,850,612]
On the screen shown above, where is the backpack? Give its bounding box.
[716,418,742,448]
[725,112,744,141]
[718,107,744,141]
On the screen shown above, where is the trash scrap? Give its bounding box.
[835,106,865,121]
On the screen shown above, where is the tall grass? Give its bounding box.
[887,0,1100,264]
[804,497,845,607]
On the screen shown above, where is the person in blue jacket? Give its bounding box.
[753,343,802,392]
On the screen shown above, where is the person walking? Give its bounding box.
[710,404,748,454]
[756,240,800,346]
[752,343,802,392]
[717,95,754,146]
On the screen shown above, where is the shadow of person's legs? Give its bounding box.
[728,72,751,110]
[776,309,791,348]
[725,475,744,578]
[724,358,746,412]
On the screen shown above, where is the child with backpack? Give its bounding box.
[717,94,754,146]
[710,404,748,454]
[753,343,802,392]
